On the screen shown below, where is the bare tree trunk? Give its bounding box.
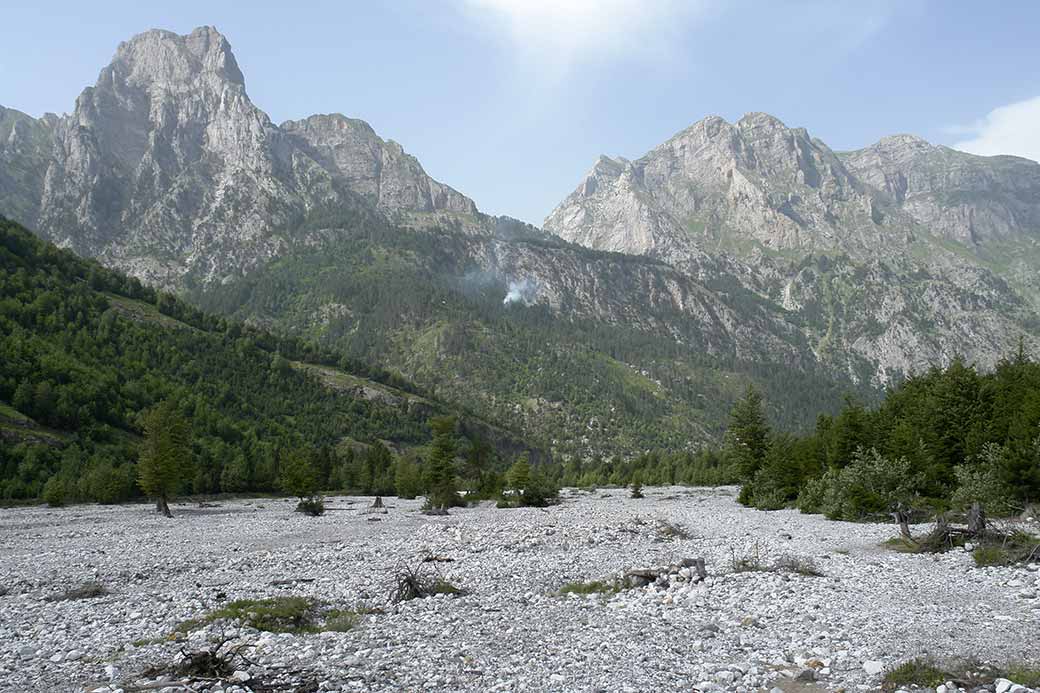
[157,494,173,518]
[967,502,986,536]
[891,506,912,540]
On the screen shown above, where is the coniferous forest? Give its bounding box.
[0,217,535,503]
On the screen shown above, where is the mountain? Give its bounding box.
[0,215,541,501]
[544,113,1040,382]
[545,113,1040,266]
[1,27,1035,458]
[0,27,491,289]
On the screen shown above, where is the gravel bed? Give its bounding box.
[1,487,1038,692]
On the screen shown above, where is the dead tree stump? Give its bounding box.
[891,505,912,540]
[967,502,986,536]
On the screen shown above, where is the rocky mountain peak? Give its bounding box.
[110,26,245,90]
[0,27,491,287]
[546,112,880,262]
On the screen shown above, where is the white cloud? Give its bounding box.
[952,96,1040,163]
[458,0,705,77]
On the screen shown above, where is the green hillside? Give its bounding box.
[0,217,537,502]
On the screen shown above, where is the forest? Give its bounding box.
[729,355,1040,518]
[0,217,534,504]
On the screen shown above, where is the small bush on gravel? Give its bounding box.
[882,657,1040,692]
[655,521,690,541]
[774,555,825,577]
[882,657,948,690]
[629,476,644,499]
[390,563,465,603]
[175,597,359,635]
[728,543,767,573]
[44,581,108,602]
[280,451,325,517]
[558,580,620,596]
[295,497,325,516]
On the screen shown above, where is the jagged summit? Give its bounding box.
[0,26,487,286]
[110,26,246,89]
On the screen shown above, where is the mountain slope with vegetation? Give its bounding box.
[0,216,537,502]
[191,220,866,456]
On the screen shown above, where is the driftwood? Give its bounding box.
[270,578,315,586]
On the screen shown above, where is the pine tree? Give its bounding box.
[424,416,460,509]
[507,454,531,494]
[137,400,191,518]
[724,385,771,481]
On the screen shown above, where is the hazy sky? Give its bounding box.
[3,0,1039,224]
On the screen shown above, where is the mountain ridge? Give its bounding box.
[1,26,1038,456]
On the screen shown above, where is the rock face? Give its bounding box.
[0,27,487,287]
[545,113,901,263]
[281,114,479,224]
[544,113,1040,382]
[545,113,1040,265]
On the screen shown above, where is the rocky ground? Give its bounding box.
[1,487,1038,693]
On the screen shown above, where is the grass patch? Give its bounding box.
[174,597,360,635]
[558,580,620,596]
[883,658,948,690]
[774,555,825,577]
[44,582,109,602]
[131,636,166,648]
[973,531,1040,567]
[881,537,921,553]
[882,657,1040,692]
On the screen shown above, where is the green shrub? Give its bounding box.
[796,472,831,514]
[558,580,619,596]
[519,468,558,507]
[950,443,1015,516]
[41,476,67,507]
[296,498,325,516]
[811,448,913,521]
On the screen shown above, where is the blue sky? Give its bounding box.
[3,0,1039,224]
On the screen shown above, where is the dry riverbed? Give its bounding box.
[1,487,1038,692]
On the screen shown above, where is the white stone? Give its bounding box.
[862,660,885,676]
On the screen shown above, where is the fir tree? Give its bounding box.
[137,400,191,517]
